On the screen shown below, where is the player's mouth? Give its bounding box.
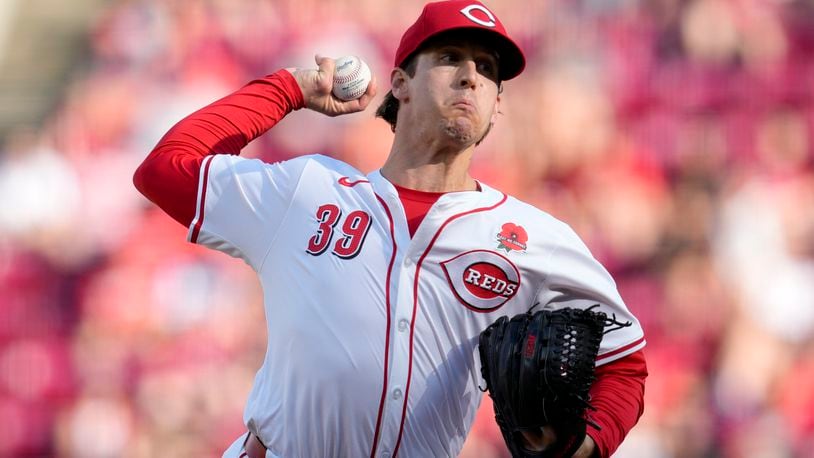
[451,99,476,111]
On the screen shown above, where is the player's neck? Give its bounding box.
[382,138,477,192]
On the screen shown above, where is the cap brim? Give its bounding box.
[402,27,526,81]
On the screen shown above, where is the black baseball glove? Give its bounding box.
[478,306,620,457]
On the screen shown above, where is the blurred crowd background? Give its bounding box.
[1,0,813,456]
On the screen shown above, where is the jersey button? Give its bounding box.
[381,453,391,458]
[398,319,409,332]
[392,388,403,400]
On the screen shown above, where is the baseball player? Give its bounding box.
[133,1,647,457]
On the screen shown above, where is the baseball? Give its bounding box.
[332,55,372,101]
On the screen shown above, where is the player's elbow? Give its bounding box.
[131,148,202,227]
[133,158,158,200]
[133,154,174,206]
[133,161,148,197]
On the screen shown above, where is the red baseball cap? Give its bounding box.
[394,1,526,81]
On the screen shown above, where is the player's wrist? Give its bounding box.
[276,69,307,111]
[572,434,598,458]
[283,67,327,109]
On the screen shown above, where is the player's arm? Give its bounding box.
[517,348,647,458]
[524,223,647,456]
[515,346,646,458]
[132,69,303,226]
[132,56,377,226]
[584,349,648,458]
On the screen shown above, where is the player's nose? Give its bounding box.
[457,60,478,90]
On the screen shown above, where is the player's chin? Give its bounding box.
[441,117,483,145]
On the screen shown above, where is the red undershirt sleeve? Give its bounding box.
[585,349,648,457]
[132,70,305,227]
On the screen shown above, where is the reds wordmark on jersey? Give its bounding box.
[189,154,645,458]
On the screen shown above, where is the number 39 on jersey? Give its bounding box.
[305,204,372,259]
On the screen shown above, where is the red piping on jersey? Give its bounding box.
[596,336,645,364]
[190,156,214,243]
[369,194,398,458]
[392,193,508,457]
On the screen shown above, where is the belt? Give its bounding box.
[240,431,267,458]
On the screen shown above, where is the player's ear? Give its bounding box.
[391,68,410,102]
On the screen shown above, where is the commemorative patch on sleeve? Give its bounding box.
[496,222,527,253]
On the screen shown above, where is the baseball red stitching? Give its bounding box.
[334,57,362,85]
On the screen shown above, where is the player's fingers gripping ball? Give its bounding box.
[332,55,372,101]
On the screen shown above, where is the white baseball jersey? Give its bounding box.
[189,153,645,458]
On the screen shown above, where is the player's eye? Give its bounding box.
[439,52,460,64]
[477,59,499,82]
[477,61,495,75]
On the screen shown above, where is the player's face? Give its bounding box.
[398,38,501,146]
